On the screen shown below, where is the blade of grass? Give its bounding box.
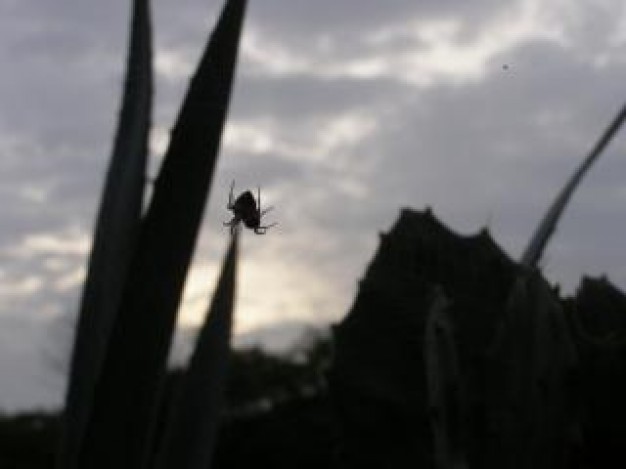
[158,232,238,469]
[521,103,626,267]
[78,2,247,468]
[58,1,152,468]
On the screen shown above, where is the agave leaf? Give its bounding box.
[521,103,626,267]
[78,1,247,468]
[58,0,152,468]
[486,273,577,468]
[423,288,468,469]
[158,232,238,469]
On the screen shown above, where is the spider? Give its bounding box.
[223,181,276,235]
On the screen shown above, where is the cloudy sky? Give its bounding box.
[1,0,625,411]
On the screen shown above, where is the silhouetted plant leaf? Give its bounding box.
[58,1,152,468]
[159,232,238,469]
[424,288,468,469]
[521,103,626,267]
[78,1,247,468]
[486,273,577,468]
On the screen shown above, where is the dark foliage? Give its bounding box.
[78,2,247,468]
[213,394,336,469]
[0,413,58,469]
[58,1,152,468]
[330,208,626,468]
[156,234,239,469]
[565,277,626,467]
[330,209,522,468]
[0,336,335,469]
[4,211,626,469]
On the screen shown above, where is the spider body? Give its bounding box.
[224,181,276,235]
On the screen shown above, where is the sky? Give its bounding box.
[1,0,625,411]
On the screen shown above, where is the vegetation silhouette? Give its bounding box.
[3,0,626,468]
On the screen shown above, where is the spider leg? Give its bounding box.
[260,206,274,217]
[223,217,241,235]
[256,187,275,234]
[254,222,277,235]
[223,215,241,228]
[257,186,275,217]
[226,180,235,209]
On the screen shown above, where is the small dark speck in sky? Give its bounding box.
[502,64,509,70]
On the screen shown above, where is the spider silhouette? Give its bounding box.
[223,181,276,235]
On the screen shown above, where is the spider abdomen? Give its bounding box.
[224,182,276,235]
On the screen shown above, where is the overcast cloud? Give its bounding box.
[1,0,625,411]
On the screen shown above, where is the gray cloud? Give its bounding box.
[247,0,506,39]
[1,0,625,410]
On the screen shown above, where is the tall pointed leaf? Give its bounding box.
[424,289,468,469]
[521,103,626,267]
[78,1,247,468]
[58,1,152,468]
[486,273,577,467]
[158,232,238,469]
